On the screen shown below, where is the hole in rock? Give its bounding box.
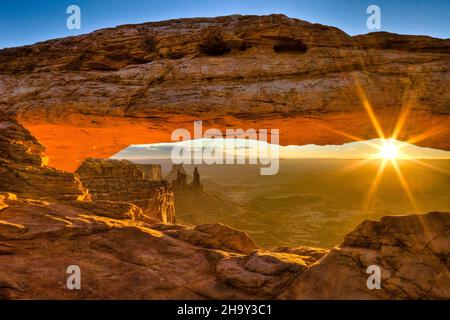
[111,138,450,249]
[198,29,231,56]
[273,39,308,53]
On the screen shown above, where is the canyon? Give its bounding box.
[0,14,449,299]
[76,158,175,223]
[0,113,449,300]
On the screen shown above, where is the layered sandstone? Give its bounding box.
[76,158,175,223]
[0,119,449,299]
[0,117,89,201]
[135,164,162,181]
[0,119,174,224]
[0,15,449,300]
[1,191,448,299]
[0,15,448,171]
[280,212,450,299]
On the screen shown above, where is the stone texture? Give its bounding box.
[279,212,450,300]
[0,117,90,201]
[274,246,329,265]
[215,251,308,298]
[0,15,449,300]
[0,15,447,171]
[161,222,258,254]
[76,158,175,223]
[135,164,162,181]
[0,171,449,299]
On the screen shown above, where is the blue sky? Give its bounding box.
[0,0,449,48]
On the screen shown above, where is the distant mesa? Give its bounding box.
[166,164,203,191]
[76,158,175,223]
[135,163,162,181]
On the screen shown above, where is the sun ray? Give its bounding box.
[390,76,428,140]
[406,125,449,146]
[391,160,420,213]
[406,158,450,176]
[328,71,447,218]
[364,158,388,211]
[323,158,373,178]
[315,123,364,143]
[354,81,386,140]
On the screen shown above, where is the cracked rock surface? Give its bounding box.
[279,212,450,299]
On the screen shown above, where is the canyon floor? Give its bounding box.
[150,159,450,248]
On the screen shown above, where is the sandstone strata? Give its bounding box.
[0,118,174,225]
[76,158,175,223]
[0,122,448,299]
[0,15,449,300]
[0,117,89,201]
[0,15,448,171]
[1,192,448,299]
[135,164,162,181]
[280,212,450,299]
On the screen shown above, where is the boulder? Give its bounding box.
[163,223,258,254]
[280,212,450,299]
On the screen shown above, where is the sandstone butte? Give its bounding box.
[0,14,448,171]
[0,14,449,299]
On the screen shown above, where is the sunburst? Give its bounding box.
[377,139,400,160]
[321,75,449,215]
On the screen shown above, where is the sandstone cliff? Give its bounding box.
[76,158,175,223]
[0,15,448,171]
[280,212,450,299]
[0,118,174,225]
[0,116,89,201]
[135,163,162,181]
[0,15,449,300]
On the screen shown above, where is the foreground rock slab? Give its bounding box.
[0,193,448,299]
[280,212,450,299]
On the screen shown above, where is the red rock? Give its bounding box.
[0,15,447,171]
[75,158,175,223]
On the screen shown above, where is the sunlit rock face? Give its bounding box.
[0,14,448,171]
[280,212,450,300]
[76,158,175,223]
[0,116,90,201]
[135,164,162,181]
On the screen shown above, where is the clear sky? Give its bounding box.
[0,0,449,48]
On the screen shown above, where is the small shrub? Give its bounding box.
[137,27,157,52]
[198,29,231,56]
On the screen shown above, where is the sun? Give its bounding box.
[378,140,399,160]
